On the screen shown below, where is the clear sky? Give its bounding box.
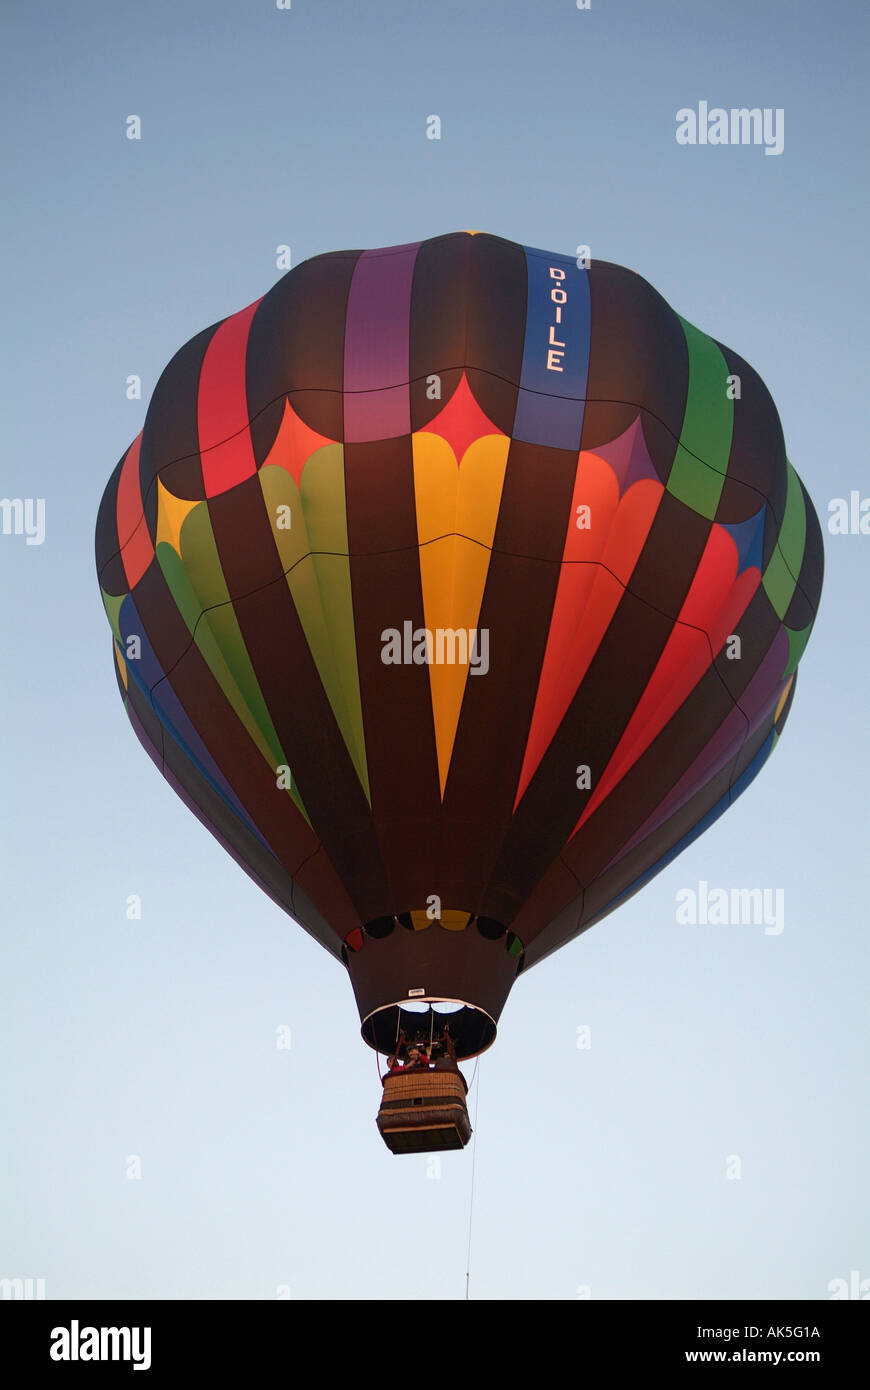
[1,0,867,1300]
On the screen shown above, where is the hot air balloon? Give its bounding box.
[96,232,823,1153]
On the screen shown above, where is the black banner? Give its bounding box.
[3,1298,866,1375]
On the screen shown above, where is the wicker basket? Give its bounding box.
[376,1068,472,1154]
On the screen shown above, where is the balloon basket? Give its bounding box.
[376,1066,471,1155]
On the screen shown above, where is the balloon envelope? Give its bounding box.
[96,232,823,1057]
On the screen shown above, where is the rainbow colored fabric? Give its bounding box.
[96,231,823,980]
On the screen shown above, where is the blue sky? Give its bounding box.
[1,0,867,1299]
